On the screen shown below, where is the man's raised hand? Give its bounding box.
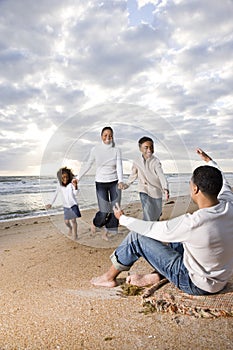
[196,148,212,163]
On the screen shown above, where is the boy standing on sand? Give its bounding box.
[124,136,169,221]
[91,148,233,296]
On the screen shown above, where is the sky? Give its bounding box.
[0,0,233,176]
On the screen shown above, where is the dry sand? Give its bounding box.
[0,197,232,349]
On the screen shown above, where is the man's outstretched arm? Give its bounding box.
[196,148,212,162]
[196,148,233,200]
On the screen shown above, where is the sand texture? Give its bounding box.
[0,197,233,349]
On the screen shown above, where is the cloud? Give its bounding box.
[40,103,196,178]
[0,0,232,175]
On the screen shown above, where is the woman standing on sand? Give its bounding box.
[77,126,124,241]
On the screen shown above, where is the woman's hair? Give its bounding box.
[101,126,115,147]
[138,136,154,146]
[191,165,223,197]
[57,167,74,186]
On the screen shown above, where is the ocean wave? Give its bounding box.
[1,174,232,222]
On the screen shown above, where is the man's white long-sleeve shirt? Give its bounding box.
[119,160,233,293]
[78,142,123,183]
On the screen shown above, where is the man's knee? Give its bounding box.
[127,231,140,242]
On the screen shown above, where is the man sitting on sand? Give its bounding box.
[91,149,233,295]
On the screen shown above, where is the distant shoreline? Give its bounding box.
[0,195,197,233]
[2,173,232,223]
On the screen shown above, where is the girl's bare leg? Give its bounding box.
[65,220,72,236]
[71,218,78,240]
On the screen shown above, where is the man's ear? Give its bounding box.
[193,184,199,194]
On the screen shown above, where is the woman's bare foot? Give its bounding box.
[106,231,117,238]
[101,232,109,241]
[126,273,161,287]
[91,223,96,234]
[91,274,117,288]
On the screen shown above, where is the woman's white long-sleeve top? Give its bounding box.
[119,160,233,293]
[78,142,123,183]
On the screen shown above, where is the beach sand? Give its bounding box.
[0,196,232,349]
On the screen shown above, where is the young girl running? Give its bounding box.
[46,167,81,241]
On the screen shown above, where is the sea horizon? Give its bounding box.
[1,173,233,222]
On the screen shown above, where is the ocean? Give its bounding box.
[1,173,233,222]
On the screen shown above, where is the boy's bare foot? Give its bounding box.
[91,274,117,288]
[126,273,161,287]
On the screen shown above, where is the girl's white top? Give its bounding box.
[120,160,233,293]
[51,183,78,208]
[78,142,123,183]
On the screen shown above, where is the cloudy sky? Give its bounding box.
[0,0,233,176]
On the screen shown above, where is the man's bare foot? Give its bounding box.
[91,274,117,288]
[126,273,161,287]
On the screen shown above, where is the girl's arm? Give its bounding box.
[72,178,78,190]
[46,184,59,209]
[71,179,79,195]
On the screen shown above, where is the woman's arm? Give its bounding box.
[78,147,95,181]
[116,148,124,183]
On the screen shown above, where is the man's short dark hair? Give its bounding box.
[138,136,154,146]
[191,165,223,197]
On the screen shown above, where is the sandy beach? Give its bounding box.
[0,196,233,349]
